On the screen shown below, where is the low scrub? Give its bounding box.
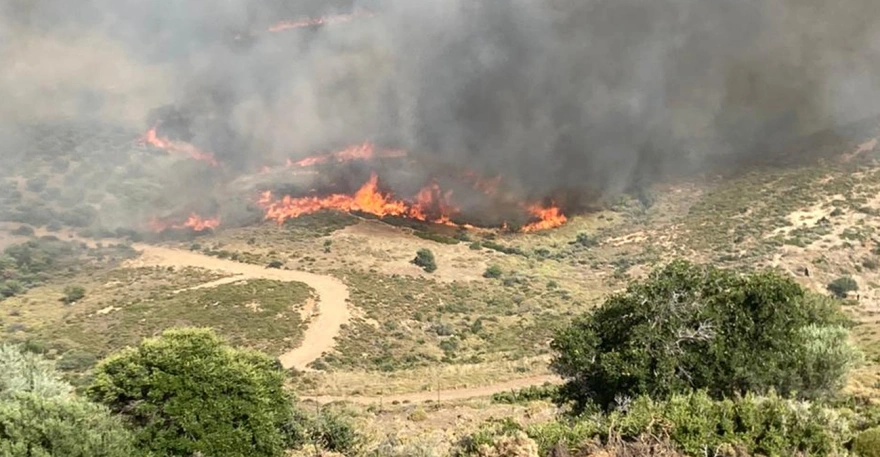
[458,391,876,457]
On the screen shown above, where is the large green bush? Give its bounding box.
[551,260,860,411]
[88,328,295,457]
[0,344,135,457]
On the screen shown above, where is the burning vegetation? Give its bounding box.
[138,121,569,233]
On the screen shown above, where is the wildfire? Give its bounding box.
[149,213,221,232]
[259,172,459,226]
[139,126,219,167]
[269,11,374,32]
[290,142,406,168]
[521,203,568,232]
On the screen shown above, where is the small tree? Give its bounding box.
[88,328,295,457]
[413,249,437,273]
[827,276,858,298]
[551,260,857,412]
[62,285,86,304]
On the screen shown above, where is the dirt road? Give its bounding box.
[125,243,557,402]
[127,244,350,371]
[302,375,561,405]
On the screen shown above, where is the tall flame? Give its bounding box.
[149,213,221,232]
[259,172,459,226]
[521,203,568,232]
[139,127,219,167]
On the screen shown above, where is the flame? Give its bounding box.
[139,126,219,167]
[290,142,406,168]
[269,11,374,32]
[259,172,459,226]
[149,213,221,232]
[521,203,567,232]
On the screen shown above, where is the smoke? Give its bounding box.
[2,0,880,229]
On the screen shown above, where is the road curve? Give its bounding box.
[127,244,350,371]
[125,243,558,403]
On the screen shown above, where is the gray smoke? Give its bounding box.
[2,0,880,228]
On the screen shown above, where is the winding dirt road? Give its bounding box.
[125,243,558,401]
[127,244,350,371]
[302,375,561,405]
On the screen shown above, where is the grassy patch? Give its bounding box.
[313,270,579,372]
[38,278,313,361]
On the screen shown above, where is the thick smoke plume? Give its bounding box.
[2,0,880,230]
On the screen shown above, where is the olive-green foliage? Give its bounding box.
[311,410,363,454]
[491,383,559,404]
[0,393,137,457]
[0,238,135,300]
[483,265,503,279]
[827,276,859,298]
[0,344,72,399]
[853,427,880,457]
[551,260,857,411]
[0,344,135,457]
[463,391,859,457]
[62,285,86,304]
[87,328,295,457]
[413,248,438,273]
[281,407,363,455]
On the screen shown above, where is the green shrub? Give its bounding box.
[10,225,34,237]
[827,276,859,298]
[491,383,559,404]
[413,231,459,245]
[521,391,858,457]
[312,411,363,455]
[88,328,295,457]
[0,393,137,457]
[0,345,135,457]
[413,248,437,273]
[483,265,503,279]
[572,232,597,247]
[551,260,856,411]
[62,285,86,304]
[853,427,880,457]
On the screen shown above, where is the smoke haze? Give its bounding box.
[1,0,880,229]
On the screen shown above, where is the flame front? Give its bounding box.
[259,172,459,225]
[149,213,221,232]
[140,127,219,167]
[521,204,568,232]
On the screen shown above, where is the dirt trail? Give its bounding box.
[302,375,561,405]
[124,243,559,403]
[126,244,350,371]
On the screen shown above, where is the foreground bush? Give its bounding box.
[458,391,868,457]
[551,260,861,411]
[0,393,137,457]
[853,427,880,457]
[0,344,135,457]
[88,328,295,457]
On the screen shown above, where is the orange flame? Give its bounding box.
[290,142,406,168]
[149,213,221,232]
[139,127,219,167]
[259,172,459,226]
[268,11,374,32]
[521,203,567,232]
